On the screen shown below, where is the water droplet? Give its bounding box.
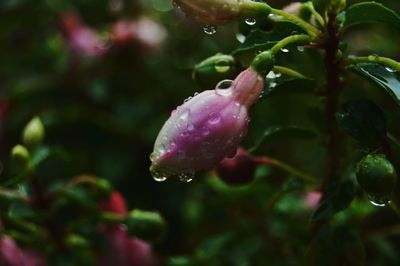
[179,171,194,183]
[297,46,305,52]
[266,71,278,79]
[245,18,256,25]
[151,169,168,182]
[215,79,233,96]
[172,1,179,8]
[367,194,390,207]
[280,48,289,53]
[214,60,230,73]
[149,152,156,162]
[385,66,396,73]
[187,122,194,131]
[193,92,199,96]
[184,96,192,103]
[179,109,190,121]
[203,25,217,35]
[269,81,277,88]
[201,127,210,136]
[236,33,246,43]
[208,112,222,125]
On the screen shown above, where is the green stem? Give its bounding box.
[251,34,311,73]
[273,66,309,79]
[257,157,318,184]
[270,34,311,54]
[270,8,321,39]
[302,2,325,27]
[346,55,400,72]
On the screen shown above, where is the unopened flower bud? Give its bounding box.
[11,145,30,168]
[174,0,271,25]
[216,147,259,185]
[22,116,45,149]
[356,154,397,203]
[125,209,166,243]
[193,53,239,89]
[150,67,264,181]
[99,191,128,216]
[0,236,24,266]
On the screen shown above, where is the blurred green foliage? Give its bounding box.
[1,0,400,265]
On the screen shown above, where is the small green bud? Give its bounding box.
[355,154,397,198]
[22,116,45,148]
[125,209,166,243]
[94,179,113,198]
[11,145,30,168]
[66,234,89,249]
[193,54,239,88]
[251,50,275,75]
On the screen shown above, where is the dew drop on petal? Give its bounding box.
[245,18,256,25]
[179,171,195,183]
[203,25,217,35]
[208,112,222,125]
[150,169,168,182]
[215,79,233,96]
[367,194,389,207]
[179,109,190,121]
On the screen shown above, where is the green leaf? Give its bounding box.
[232,21,305,65]
[349,63,400,107]
[336,99,386,148]
[341,2,400,30]
[313,179,356,220]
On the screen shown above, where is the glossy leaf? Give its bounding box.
[349,63,400,107]
[232,22,305,64]
[336,99,386,148]
[341,2,400,30]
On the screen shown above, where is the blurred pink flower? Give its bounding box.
[112,17,166,50]
[303,191,322,209]
[150,67,264,179]
[97,192,157,266]
[0,237,47,266]
[99,191,128,216]
[98,226,156,266]
[61,11,109,57]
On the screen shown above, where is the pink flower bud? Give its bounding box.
[111,17,166,51]
[99,191,128,216]
[216,147,259,185]
[98,226,156,266]
[175,0,241,24]
[175,0,265,25]
[0,236,24,266]
[303,191,322,209]
[150,67,264,181]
